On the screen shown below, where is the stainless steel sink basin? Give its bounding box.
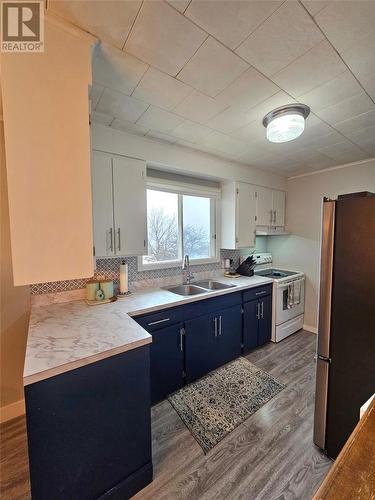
[193,280,236,290]
[165,284,208,296]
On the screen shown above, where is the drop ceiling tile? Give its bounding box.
[334,109,375,137]
[215,67,279,108]
[185,0,282,50]
[177,37,249,97]
[89,84,104,110]
[236,0,324,76]
[92,44,148,95]
[125,1,207,76]
[174,90,228,124]
[361,72,375,100]
[211,91,296,134]
[167,0,191,13]
[91,111,114,126]
[298,71,363,112]
[111,118,149,136]
[201,130,249,156]
[48,0,142,49]
[132,67,192,110]
[96,88,149,123]
[301,1,330,16]
[338,30,375,81]
[316,93,375,125]
[137,106,184,133]
[315,1,375,52]
[317,140,370,163]
[272,40,347,97]
[146,130,179,144]
[171,120,212,143]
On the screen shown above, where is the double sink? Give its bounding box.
[165,280,236,297]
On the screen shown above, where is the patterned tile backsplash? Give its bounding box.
[30,249,241,295]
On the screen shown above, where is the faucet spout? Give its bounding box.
[182,255,194,284]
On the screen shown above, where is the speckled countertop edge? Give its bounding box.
[24,275,273,386]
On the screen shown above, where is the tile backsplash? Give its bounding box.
[30,249,242,295]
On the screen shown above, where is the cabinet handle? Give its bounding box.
[213,317,218,337]
[117,228,121,251]
[270,209,273,224]
[109,228,113,252]
[273,209,277,224]
[219,315,222,336]
[255,290,267,296]
[261,301,264,319]
[147,318,170,326]
[180,328,184,352]
[256,303,260,320]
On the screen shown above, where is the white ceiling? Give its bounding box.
[49,0,375,176]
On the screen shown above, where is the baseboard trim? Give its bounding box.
[0,399,25,423]
[303,324,318,334]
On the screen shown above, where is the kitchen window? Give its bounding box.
[139,182,219,270]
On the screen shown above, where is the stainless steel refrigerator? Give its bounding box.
[314,191,375,459]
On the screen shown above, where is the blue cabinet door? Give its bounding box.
[216,304,242,366]
[243,299,259,352]
[150,322,184,404]
[185,312,219,383]
[258,295,272,346]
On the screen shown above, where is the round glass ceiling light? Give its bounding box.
[263,104,310,143]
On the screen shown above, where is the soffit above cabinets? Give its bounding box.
[50,0,375,176]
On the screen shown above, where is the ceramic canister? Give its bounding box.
[85,280,99,301]
[100,279,114,299]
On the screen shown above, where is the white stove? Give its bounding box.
[252,253,305,342]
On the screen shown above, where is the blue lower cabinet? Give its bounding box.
[25,346,152,500]
[150,322,184,404]
[185,305,242,383]
[185,311,220,383]
[215,304,242,366]
[258,295,272,346]
[243,294,272,351]
[243,299,259,351]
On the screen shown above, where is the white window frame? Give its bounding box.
[138,180,220,271]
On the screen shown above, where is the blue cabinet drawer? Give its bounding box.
[243,284,272,303]
[183,291,242,319]
[134,307,183,332]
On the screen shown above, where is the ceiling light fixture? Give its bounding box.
[263,104,310,143]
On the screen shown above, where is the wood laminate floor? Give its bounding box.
[0,330,331,500]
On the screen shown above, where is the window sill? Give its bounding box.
[137,256,220,272]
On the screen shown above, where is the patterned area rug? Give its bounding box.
[168,357,285,453]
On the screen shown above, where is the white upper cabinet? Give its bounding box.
[92,152,115,257]
[272,189,286,227]
[92,151,147,258]
[256,187,286,228]
[112,156,147,256]
[221,182,256,249]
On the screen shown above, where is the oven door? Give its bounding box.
[276,277,305,325]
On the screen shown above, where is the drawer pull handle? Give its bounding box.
[147,318,170,326]
[255,291,267,296]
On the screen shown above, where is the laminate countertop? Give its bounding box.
[24,274,273,386]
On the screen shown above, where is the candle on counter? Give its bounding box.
[119,260,128,294]
[100,279,114,299]
[85,280,99,301]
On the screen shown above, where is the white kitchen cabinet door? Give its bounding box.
[273,190,286,227]
[236,183,257,248]
[256,187,273,226]
[92,152,115,258]
[112,156,147,256]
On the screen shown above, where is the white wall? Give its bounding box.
[268,160,375,331]
[91,123,286,190]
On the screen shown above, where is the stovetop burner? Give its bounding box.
[254,268,298,279]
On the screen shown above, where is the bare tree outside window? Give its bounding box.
[143,189,214,265]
